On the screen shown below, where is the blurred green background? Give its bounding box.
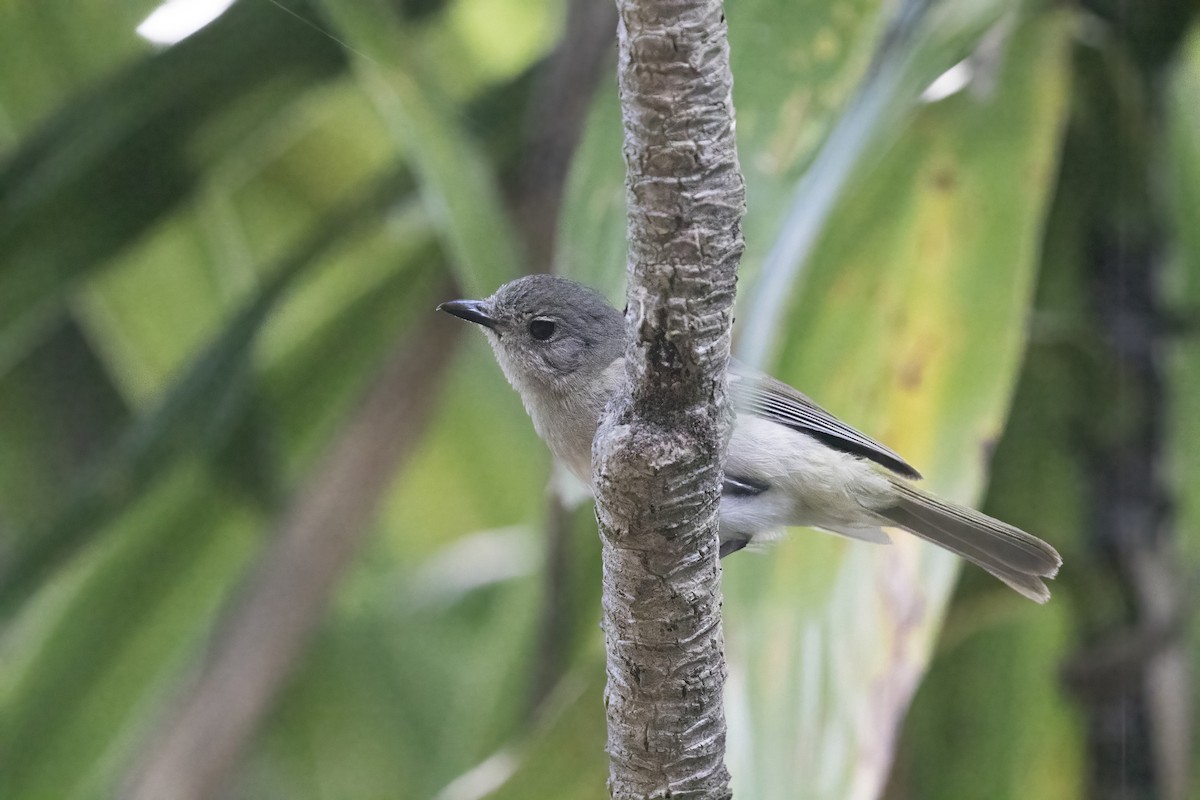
[0,0,1197,798]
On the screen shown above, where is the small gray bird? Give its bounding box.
[439,274,1061,602]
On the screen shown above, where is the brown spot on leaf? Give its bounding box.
[932,167,957,192]
[897,356,925,391]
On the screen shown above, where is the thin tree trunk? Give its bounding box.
[594,0,745,797]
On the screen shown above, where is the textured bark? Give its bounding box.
[595,0,744,797]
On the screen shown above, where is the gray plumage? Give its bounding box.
[438,274,1062,602]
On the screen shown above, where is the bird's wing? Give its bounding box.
[728,364,923,480]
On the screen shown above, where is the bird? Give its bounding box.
[438,274,1062,602]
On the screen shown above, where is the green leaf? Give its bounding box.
[241,533,549,800]
[738,0,1035,363]
[888,171,1093,799]
[0,461,262,800]
[898,599,1083,799]
[482,662,610,800]
[0,171,415,614]
[0,321,128,531]
[0,2,560,799]
[318,0,524,296]
[559,0,890,300]
[78,79,402,406]
[0,0,160,137]
[375,337,551,561]
[259,228,440,482]
[721,11,1072,799]
[0,0,346,372]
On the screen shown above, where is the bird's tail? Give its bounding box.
[878,480,1062,603]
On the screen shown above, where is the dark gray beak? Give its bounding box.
[437,299,497,329]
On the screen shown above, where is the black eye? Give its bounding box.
[528,318,556,340]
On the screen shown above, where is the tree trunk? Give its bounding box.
[594,0,745,797]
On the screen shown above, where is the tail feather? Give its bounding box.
[879,481,1062,603]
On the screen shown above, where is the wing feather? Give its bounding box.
[729,364,923,479]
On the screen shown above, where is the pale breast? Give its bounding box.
[532,402,596,485]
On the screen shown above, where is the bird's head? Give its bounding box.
[438,274,625,393]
